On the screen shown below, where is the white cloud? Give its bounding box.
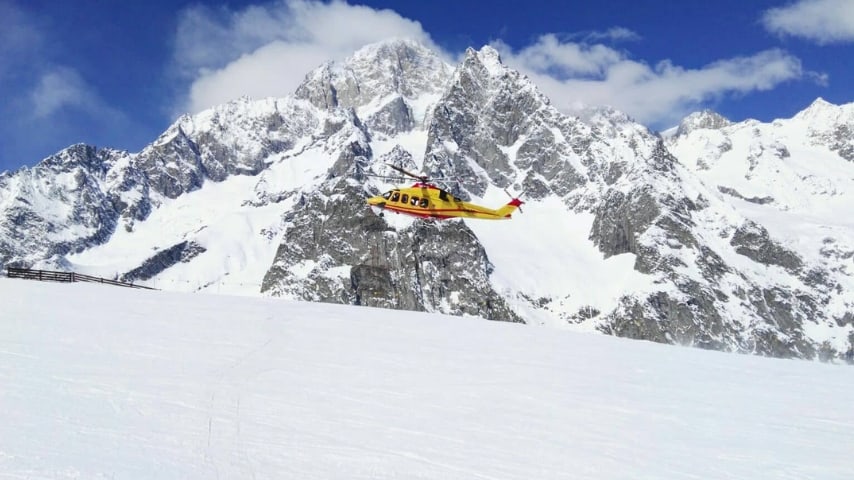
[30,67,91,118]
[174,0,442,114]
[581,27,641,43]
[29,66,126,126]
[494,37,807,129]
[761,0,854,44]
[170,2,816,130]
[493,35,624,77]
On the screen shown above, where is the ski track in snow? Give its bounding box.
[1,279,853,479]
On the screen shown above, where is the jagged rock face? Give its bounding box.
[367,96,414,136]
[590,187,662,260]
[675,110,732,137]
[730,221,803,272]
[135,126,204,199]
[423,47,658,207]
[296,40,451,109]
[261,179,521,322]
[424,47,531,196]
[796,99,854,162]
[104,153,152,231]
[827,124,853,162]
[136,98,321,198]
[0,145,127,267]
[583,141,752,352]
[295,39,452,134]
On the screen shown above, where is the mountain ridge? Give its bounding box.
[1,39,852,360]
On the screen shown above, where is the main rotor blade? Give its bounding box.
[364,173,412,183]
[386,164,430,182]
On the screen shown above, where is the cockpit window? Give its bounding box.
[419,198,429,208]
[391,192,400,202]
[382,191,392,200]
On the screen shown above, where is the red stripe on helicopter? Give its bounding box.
[380,204,503,219]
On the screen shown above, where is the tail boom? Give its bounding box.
[495,198,523,218]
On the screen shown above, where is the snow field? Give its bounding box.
[2,279,853,479]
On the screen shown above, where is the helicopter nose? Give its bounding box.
[366,196,385,207]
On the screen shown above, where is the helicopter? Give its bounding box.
[366,164,524,220]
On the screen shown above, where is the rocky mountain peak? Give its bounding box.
[792,97,853,127]
[461,45,505,77]
[790,98,853,162]
[349,37,438,64]
[796,97,835,117]
[295,38,452,111]
[675,110,731,137]
[0,143,135,268]
[294,38,452,136]
[422,44,562,197]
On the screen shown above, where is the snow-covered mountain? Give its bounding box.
[665,99,854,358]
[1,39,852,360]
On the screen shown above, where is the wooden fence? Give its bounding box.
[6,267,156,290]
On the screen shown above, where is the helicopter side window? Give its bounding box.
[410,196,419,206]
[401,194,409,204]
[382,191,392,200]
[438,189,449,202]
[391,192,400,202]
[419,198,429,208]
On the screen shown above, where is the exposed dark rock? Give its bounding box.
[351,264,396,308]
[813,123,854,162]
[135,126,204,199]
[730,221,803,272]
[366,96,415,136]
[605,285,729,352]
[675,110,731,137]
[589,188,660,259]
[718,186,775,205]
[746,287,816,358]
[121,240,207,282]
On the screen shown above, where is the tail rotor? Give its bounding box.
[503,188,525,214]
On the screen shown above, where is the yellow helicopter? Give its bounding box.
[366,164,524,220]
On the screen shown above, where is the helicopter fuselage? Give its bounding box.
[366,183,522,220]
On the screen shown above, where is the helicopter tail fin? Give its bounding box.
[495,198,524,218]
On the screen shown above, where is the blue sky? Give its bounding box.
[1,0,852,173]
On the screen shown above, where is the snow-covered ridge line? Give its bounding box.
[0,38,853,360]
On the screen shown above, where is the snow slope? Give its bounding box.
[2,278,852,479]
